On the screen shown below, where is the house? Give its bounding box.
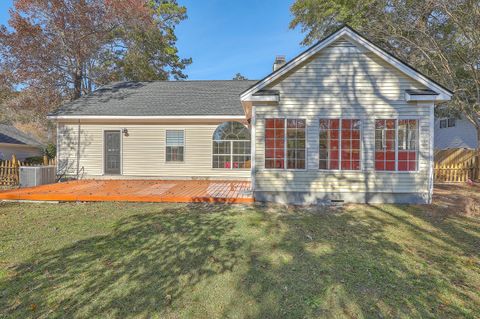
[435,116,478,150]
[0,124,43,161]
[48,26,452,204]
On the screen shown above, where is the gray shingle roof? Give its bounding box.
[50,80,259,117]
[0,125,42,147]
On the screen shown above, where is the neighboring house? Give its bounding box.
[48,26,452,204]
[0,124,43,161]
[435,116,478,150]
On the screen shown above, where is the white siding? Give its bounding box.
[254,38,433,195]
[435,117,477,150]
[57,122,250,180]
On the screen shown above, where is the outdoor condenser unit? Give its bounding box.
[19,166,56,188]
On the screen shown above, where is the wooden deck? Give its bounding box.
[0,180,254,204]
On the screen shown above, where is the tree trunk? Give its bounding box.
[476,126,480,181]
[73,66,83,100]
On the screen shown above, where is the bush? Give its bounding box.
[44,143,56,159]
[24,156,44,165]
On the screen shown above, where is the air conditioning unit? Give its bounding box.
[19,166,56,188]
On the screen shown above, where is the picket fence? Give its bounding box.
[434,149,479,183]
[0,155,56,187]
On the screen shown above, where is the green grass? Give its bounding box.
[0,199,479,318]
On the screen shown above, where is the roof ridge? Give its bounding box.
[241,25,453,98]
[109,80,259,84]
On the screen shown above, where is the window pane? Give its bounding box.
[233,156,251,169]
[213,121,251,140]
[340,119,360,171]
[375,119,418,171]
[265,118,285,169]
[212,122,251,169]
[286,119,306,169]
[213,141,231,155]
[375,119,396,171]
[213,155,231,169]
[166,130,184,162]
[398,119,418,171]
[265,118,305,170]
[166,146,184,162]
[166,130,184,146]
[320,119,360,170]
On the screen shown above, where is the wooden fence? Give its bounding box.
[0,155,56,187]
[434,149,479,183]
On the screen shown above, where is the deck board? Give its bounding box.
[0,180,254,204]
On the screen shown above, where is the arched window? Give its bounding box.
[212,121,251,169]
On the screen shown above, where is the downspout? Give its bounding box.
[250,105,256,195]
[428,102,435,204]
[56,122,60,179]
[76,120,81,180]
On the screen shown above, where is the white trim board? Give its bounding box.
[48,115,247,121]
[405,92,442,102]
[240,26,453,102]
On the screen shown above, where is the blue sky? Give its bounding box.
[0,0,305,80]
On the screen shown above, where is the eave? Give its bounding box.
[240,26,453,103]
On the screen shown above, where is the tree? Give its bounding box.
[0,0,191,103]
[233,73,248,80]
[290,0,480,150]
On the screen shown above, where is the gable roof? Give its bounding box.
[0,124,42,147]
[49,80,258,119]
[241,26,453,102]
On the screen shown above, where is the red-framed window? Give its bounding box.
[375,119,418,171]
[319,119,361,170]
[265,118,306,169]
[375,119,396,171]
[398,120,418,171]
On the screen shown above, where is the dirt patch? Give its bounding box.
[432,184,480,217]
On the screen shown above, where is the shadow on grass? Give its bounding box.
[0,203,478,318]
[0,204,242,318]
[229,204,479,318]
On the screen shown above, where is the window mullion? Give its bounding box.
[327,123,331,170]
[230,141,233,170]
[339,119,342,171]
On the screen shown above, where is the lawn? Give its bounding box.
[0,185,479,318]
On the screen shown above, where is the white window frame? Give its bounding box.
[165,129,185,163]
[439,119,447,129]
[264,118,307,171]
[374,118,420,173]
[447,117,456,127]
[439,117,455,129]
[212,139,251,170]
[318,118,363,171]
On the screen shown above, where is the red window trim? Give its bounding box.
[265,118,306,170]
[375,119,419,172]
[319,118,361,171]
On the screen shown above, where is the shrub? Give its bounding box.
[44,143,56,159]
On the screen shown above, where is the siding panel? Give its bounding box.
[58,122,251,180]
[254,37,433,195]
